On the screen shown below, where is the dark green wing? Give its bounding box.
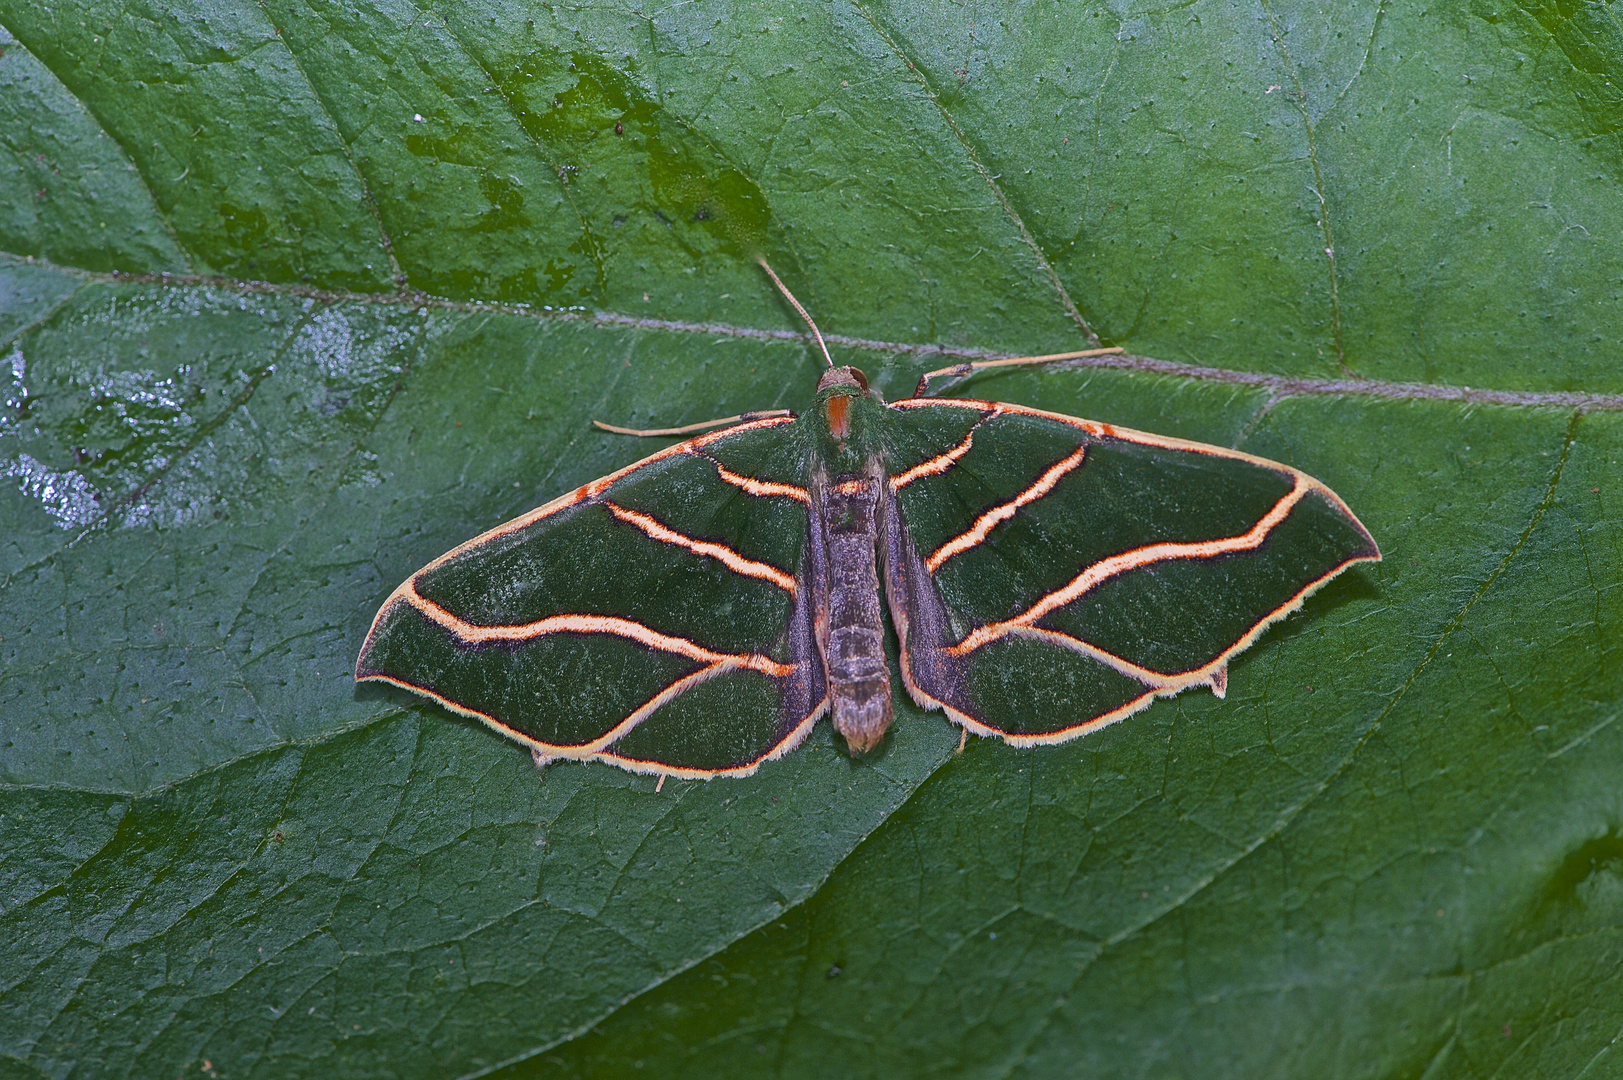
[355,417,824,779]
[881,398,1379,745]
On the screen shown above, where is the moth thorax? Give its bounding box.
[818,367,870,443]
[827,394,850,440]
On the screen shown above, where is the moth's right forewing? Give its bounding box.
[357,417,828,778]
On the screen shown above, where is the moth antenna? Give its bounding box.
[758,258,833,368]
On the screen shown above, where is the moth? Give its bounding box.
[357,264,1379,781]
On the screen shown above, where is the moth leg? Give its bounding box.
[914,347,1126,397]
[655,773,667,793]
[532,748,559,771]
[592,410,793,437]
[955,728,968,754]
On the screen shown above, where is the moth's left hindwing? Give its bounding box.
[882,398,1380,745]
[356,417,826,778]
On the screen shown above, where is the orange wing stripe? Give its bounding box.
[925,446,1088,573]
[605,503,797,593]
[566,661,734,754]
[705,456,809,502]
[400,588,794,677]
[947,477,1312,656]
[402,416,800,583]
[891,416,992,489]
[579,414,796,501]
[1008,626,1179,687]
[361,669,825,780]
[595,694,829,781]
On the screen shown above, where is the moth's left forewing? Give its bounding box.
[356,417,827,778]
[882,398,1379,745]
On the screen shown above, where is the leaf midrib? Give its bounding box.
[5,258,1620,410]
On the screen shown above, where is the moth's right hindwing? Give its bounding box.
[883,399,1379,745]
[356,417,826,778]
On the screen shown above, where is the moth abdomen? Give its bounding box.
[813,465,895,754]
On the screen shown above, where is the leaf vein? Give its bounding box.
[0,20,194,272]
[9,256,1618,409]
[846,0,1100,346]
[250,0,404,286]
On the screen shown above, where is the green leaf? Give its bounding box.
[1,2,1619,1079]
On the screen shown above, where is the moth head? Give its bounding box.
[815,366,869,394]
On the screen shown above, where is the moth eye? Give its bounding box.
[850,367,870,393]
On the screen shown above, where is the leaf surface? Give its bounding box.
[1,2,1620,1078]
